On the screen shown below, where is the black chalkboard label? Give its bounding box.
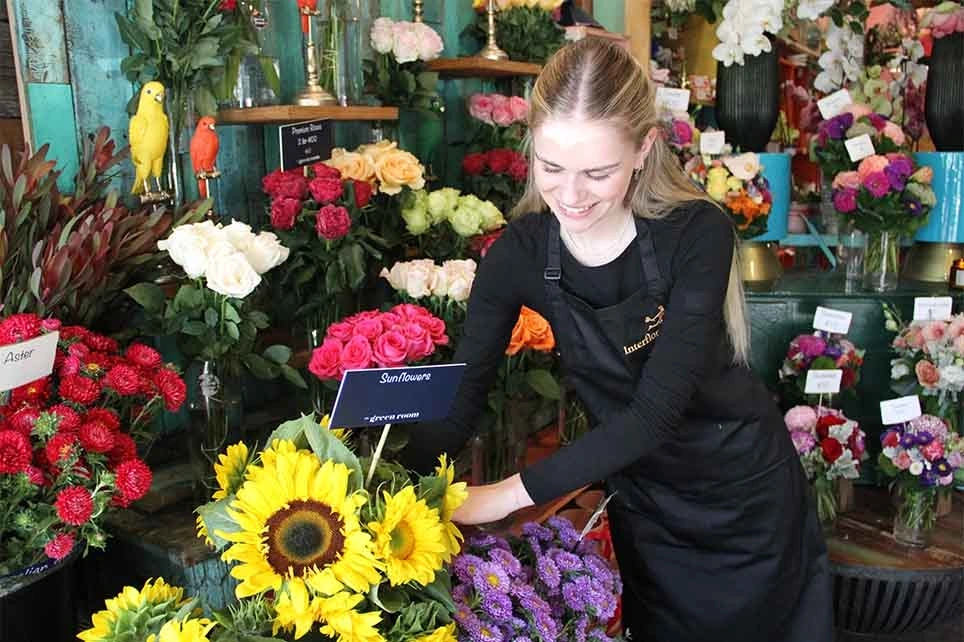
[279,119,333,172]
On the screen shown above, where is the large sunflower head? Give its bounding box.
[412,623,458,642]
[78,578,187,642]
[368,485,448,586]
[212,442,252,501]
[145,617,215,642]
[434,454,467,560]
[220,440,382,600]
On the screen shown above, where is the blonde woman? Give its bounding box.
[405,38,830,641]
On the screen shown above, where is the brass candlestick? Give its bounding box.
[477,0,508,61]
[295,8,337,106]
[413,0,424,22]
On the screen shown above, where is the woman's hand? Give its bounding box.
[451,473,534,525]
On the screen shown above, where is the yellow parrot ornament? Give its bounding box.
[129,81,170,200]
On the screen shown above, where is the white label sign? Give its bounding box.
[813,306,852,334]
[655,87,691,113]
[880,395,922,426]
[700,131,726,155]
[817,88,853,120]
[845,134,876,162]
[0,331,58,392]
[913,296,953,321]
[805,369,843,394]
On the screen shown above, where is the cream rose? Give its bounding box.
[222,220,256,250]
[401,259,438,299]
[325,149,376,183]
[243,232,290,275]
[442,259,477,302]
[375,149,425,195]
[205,251,262,299]
[158,226,211,279]
[370,17,395,54]
[380,262,410,292]
[357,139,398,164]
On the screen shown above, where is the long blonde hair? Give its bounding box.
[513,38,749,364]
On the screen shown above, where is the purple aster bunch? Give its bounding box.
[451,517,622,642]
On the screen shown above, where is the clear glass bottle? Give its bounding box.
[225,1,282,109]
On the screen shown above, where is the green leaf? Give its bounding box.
[195,499,240,550]
[124,282,166,313]
[258,55,281,97]
[302,418,364,491]
[340,243,367,290]
[194,84,218,117]
[205,307,219,327]
[417,474,447,512]
[242,353,279,380]
[132,0,162,40]
[526,369,560,400]
[263,414,312,449]
[281,364,308,390]
[369,582,410,614]
[263,344,292,365]
[420,569,456,612]
[226,321,240,341]
[173,284,204,312]
[223,302,241,323]
[181,320,208,336]
[809,356,837,371]
[114,14,151,52]
[248,310,270,329]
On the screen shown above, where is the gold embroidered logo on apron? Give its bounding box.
[623,305,665,355]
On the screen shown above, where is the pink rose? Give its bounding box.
[309,338,343,380]
[920,439,944,462]
[270,197,301,230]
[671,120,693,146]
[845,103,873,118]
[832,171,860,190]
[373,330,409,367]
[784,405,817,433]
[468,94,494,124]
[492,105,514,127]
[326,321,354,342]
[893,336,908,349]
[340,335,373,371]
[508,96,528,123]
[353,318,384,342]
[308,177,344,204]
[315,204,352,240]
[894,451,912,470]
[489,94,509,111]
[915,360,941,388]
[921,320,946,343]
[391,303,430,322]
[417,315,449,346]
[857,155,890,181]
[882,122,906,146]
[402,322,434,361]
[379,312,404,332]
[906,328,925,350]
[954,335,964,355]
[348,310,381,324]
[833,189,858,213]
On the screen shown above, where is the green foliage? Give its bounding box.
[465,7,565,63]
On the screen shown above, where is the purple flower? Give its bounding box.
[903,193,924,217]
[915,430,934,446]
[546,516,580,549]
[536,556,561,590]
[908,415,949,441]
[521,523,553,542]
[796,334,827,359]
[584,556,616,588]
[884,165,907,191]
[863,171,892,198]
[488,548,522,578]
[562,575,594,612]
[920,469,939,487]
[474,561,512,594]
[867,113,887,130]
[589,632,614,642]
[833,188,858,213]
[454,554,486,583]
[820,113,854,140]
[934,458,953,477]
[482,591,514,620]
[470,533,510,551]
[899,433,918,449]
[549,549,583,573]
[889,156,914,177]
[790,430,817,455]
[511,637,533,642]
[574,617,590,642]
[823,343,843,359]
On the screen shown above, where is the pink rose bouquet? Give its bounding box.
[813,106,904,178]
[365,17,443,110]
[922,1,964,38]
[467,93,528,152]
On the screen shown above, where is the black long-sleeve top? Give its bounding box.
[404,200,765,504]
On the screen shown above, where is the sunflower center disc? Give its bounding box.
[390,520,416,560]
[265,499,345,575]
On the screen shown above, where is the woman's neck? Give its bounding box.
[560,208,636,267]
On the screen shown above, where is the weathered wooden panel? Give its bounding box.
[25,82,79,192]
[0,117,24,150]
[0,7,21,118]
[10,0,68,83]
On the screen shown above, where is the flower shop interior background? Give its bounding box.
[2,0,964,641]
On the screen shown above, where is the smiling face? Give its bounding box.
[532,117,647,235]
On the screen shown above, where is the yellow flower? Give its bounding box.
[145,618,215,642]
[412,623,458,642]
[195,514,213,548]
[317,592,384,642]
[368,486,448,586]
[435,454,467,560]
[272,579,320,640]
[321,413,351,445]
[357,139,397,164]
[213,441,251,501]
[705,167,731,202]
[220,441,382,599]
[374,149,426,195]
[78,578,187,642]
[325,149,376,183]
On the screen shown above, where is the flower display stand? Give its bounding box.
[0,549,80,641]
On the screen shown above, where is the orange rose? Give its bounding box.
[915,359,940,388]
[506,306,554,355]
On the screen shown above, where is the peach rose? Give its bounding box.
[357,139,398,164]
[324,149,376,183]
[845,103,873,118]
[375,148,426,195]
[911,166,934,184]
[954,335,964,356]
[832,171,861,190]
[857,155,890,181]
[882,122,906,146]
[506,306,555,355]
[916,359,941,388]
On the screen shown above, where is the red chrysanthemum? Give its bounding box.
[79,421,115,454]
[58,326,89,342]
[152,368,187,412]
[81,352,116,378]
[48,404,82,433]
[83,408,120,432]
[24,465,45,485]
[8,406,41,437]
[59,375,102,405]
[54,485,94,525]
[10,378,50,407]
[0,430,31,473]
[0,313,42,345]
[114,458,152,506]
[83,332,118,353]
[103,364,142,396]
[108,433,138,466]
[44,531,75,560]
[125,343,162,369]
[45,433,78,466]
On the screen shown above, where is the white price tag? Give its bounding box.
[655,87,691,113]
[812,306,852,335]
[805,369,843,394]
[0,331,58,392]
[880,395,922,426]
[700,131,726,155]
[845,134,876,162]
[817,88,853,120]
[913,296,953,321]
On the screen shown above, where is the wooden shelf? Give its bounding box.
[217,105,399,125]
[424,57,541,79]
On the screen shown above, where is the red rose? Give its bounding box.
[113,458,152,506]
[325,321,354,342]
[80,421,115,454]
[315,204,352,240]
[309,177,344,204]
[104,364,142,396]
[44,532,75,561]
[219,0,237,10]
[507,156,528,182]
[59,375,102,405]
[470,229,504,258]
[0,430,31,473]
[486,149,514,174]
[84,408,120,432]
[49,404,82,433]
[125,344,162,369]
[373,330,409,367]
[313,163,342,180]
[402,322,434,361]
[352,180,373,208]
[815,414,846,440]
[0,313,41,345]
[45,433,78,466]
[270,197,301,230]
[882,430,900,448]
[462,152,487,176]
[55,486,94,525]
[840,367,856,390]
[820,437,844,463]
[152,368,187,412]
[309,338,343,380]
[84,332,118,353]
[262,169,308,200]
[353,318,384,342]
[340,335,374,371]
[108,433,138,466]
[9,406,41,437]
[11,378,49,407]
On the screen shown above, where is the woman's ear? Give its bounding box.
[635,127,660,168]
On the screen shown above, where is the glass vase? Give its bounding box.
[863,229,901,292]
[337,0,369,105]
[814,476,839,535]
[893,485,938,547]
[222,0,282,108]
[187,359,243,498]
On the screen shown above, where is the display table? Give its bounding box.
[829,486,964,636]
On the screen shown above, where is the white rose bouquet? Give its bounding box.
[364,17,443,110]
[124,220,305,386]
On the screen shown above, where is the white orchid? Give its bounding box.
[712,0,785,66]
[796,0,834,20]
[815,19,863,92]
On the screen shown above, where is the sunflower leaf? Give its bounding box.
[417,474,447,512]
[419,570,456,613]
[195,499,240,551]
[369,582,410,613]
[303,417,364,491]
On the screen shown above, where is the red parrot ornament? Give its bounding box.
[298,0,318,33]
[190,116,220,198]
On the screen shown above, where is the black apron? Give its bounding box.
[543,216,832,642]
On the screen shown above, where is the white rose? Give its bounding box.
[442,259,476,302]
[380,262,410,292]
[909,461,924,476]
[402,259,438,299]
[939,364,964,390]
[891,360,911,379]
[206,240,241,262]
[413,22,444,61]
[371,17,395,54]
[243,232,290,275]
[205,251,262,299]
[158,226,210,279]
[222,220,255,250]
[723,152,761,181]
[392,25,420,64]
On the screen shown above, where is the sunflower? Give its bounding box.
[78,578,187,642]
[317,592,384,642]
[220,440,382,599]
[412,623,458,642]
[145,617,215,642]
[272,579,319,640]
[368,485,448,586]
[196,514,213,548]
[213,442,252,500]
[321,413,351,445]
[435,454,467,560]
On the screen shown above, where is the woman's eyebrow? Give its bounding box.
[533,152,621,172]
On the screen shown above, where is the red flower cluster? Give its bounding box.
[264,164,372,234]
[309,304,449,381]
[462,148,528,182]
